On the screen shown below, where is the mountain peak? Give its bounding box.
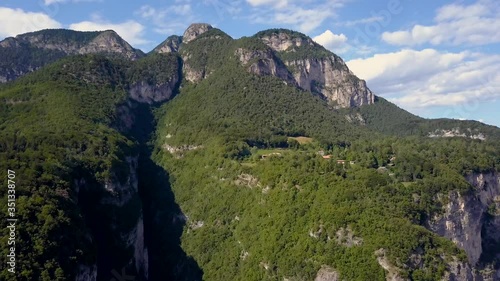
[0,28,144,83]
[182,23,213,43]
[153,35,183,54]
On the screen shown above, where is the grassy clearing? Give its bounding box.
[253,148,287,156]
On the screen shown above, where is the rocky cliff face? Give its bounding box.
[285,57,374,107]
[259,31,313,52]
[74,156,149,281]
[75,264,98,281]
[181,58,207,83]
[129,80,178,104]
[235,47,297,86]
[0,29,143,82]
[182,23,213,44]
[129,70,181,104]
[257,31,374,108]
[426,172,500,280]
[153,35,182,54]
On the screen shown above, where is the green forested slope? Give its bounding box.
[352,96,500,139]
[0,53,184,280]
[0,55,135,280]
[0,25,499,281]
[152,42,500,280]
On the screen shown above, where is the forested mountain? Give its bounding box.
[0,24,499,281]
[0,29,144,83]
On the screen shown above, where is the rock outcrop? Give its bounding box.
[75,264,98,281]
[375,249,408,281]
[314,266,341,281]
[182,23,213,44]
[182,60,206,83]
[74,156,149,281]
[152,26,374,108]
[129,80,179,104]
[427,172,499,265]
[284,57,374,107]
[235,47,297,86]
[257,30,374,108]
[153,35,182,53]
[259,31,313,52]
[425,172,500,280]
[78,30,141,59]
[429,128,486,140]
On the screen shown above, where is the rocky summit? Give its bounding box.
[151,24,374,108]
[0,23,499,281]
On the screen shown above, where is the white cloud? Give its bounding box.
[247,0,288,8]
[137,4,198,35]
[45,0,64,4]
[69,20,148,46]
[313,30,348,53]
[0,7,62,39]
[171,4,193,16]
[346,49,500,109]
[382,0,500,46]
[337,16,384,27]
[44,0,101,5]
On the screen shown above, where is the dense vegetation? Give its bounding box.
[126,52,180,85]
[0,53,186,280]
[351,96,500,139]
[0,55,134,280]
[0,29,144,83]
[0,42,67,82]
[0,26,499,281]
[17,29,102,46]
[153,37,500,279]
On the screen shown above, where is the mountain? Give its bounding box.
[0,23,499,281]
[344,96,500,140]
[254,29,374,108]
[152,24,373,108]
[0,29,144,83]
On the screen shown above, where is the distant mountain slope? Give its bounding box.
[345,96,500,140]
[0,29,144,83]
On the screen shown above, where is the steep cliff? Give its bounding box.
[255,29,374,108]
[127,53,182,104]
[75,156,148,281]
[426,172,500,280]
[234,47,297,86]
[0,29,143,82]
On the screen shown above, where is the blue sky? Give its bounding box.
[1,0,499,127]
